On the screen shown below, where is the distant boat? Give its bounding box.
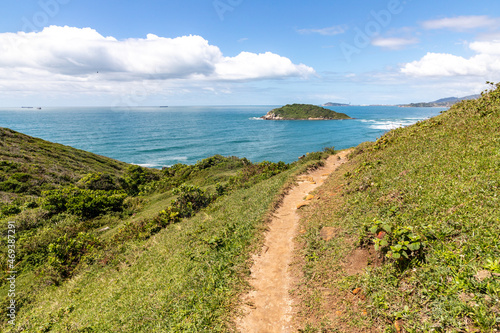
[37,107,42,110]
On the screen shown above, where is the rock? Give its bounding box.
[260,112,284,120]
[352,287,362,295]
[306,194,315,200]
[296,202,309,209]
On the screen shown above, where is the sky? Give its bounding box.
[1,0,500,106]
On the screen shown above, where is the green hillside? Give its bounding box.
[295,83,500,331]
[0,127,130,198]
[0,128,334,332]
[262,103,352,120]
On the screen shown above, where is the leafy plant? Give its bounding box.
[77,172,120,191]
[47,232,100,279]
[366,219,426,265]
[42,187,127,219]
[171,184,214,218]
[121,165,160,195]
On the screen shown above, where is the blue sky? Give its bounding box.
[1,0,499,106]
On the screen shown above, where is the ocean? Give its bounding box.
[0,105,446,168]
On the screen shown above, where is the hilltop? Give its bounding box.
[400,94,480,107]
[261,103,352,120]
[0,128,130,199]
[322,102,350,107]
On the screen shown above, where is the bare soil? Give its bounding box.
[236,151,351,333]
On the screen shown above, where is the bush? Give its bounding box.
[121,165,160,195]
[171,185,214,218]
[363,219,426,268]
[0,203,21,216]
[77,172,119,191]
[47,232,100,278]
[194,155,247,171]
[42,187,127,219]
[0,178,28,193]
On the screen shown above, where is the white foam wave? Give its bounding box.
[249,117,264,120]
[135,163,161,168]
[368,120,417,130]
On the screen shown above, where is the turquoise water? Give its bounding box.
[0,105,446,167]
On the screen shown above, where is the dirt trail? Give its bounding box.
[237,150,351,333]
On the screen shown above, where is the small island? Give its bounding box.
[261,103,352,120]
[322,102,350,107]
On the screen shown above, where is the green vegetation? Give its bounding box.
[0,127,335,332]
[262,103,352,120]
[296,83,500,331]
[2,80,499,332]
[0,128,129,198]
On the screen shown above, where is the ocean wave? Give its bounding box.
[367,120,417,130]
[249,117,264,120]
[135,163,159,168]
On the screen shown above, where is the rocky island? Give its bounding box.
[261,103,352,120]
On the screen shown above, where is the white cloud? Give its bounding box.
[0,25,315,84]
[401,40,500,77]
[372,37,419,49]
[421,16,498,31]
[215,52,315,80]
[297,25,347,36]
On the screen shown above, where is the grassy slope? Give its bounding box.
[0,127,333,332]
[296,85,500,331]
[268,104,352,120]
[11,170,295,332]
[0,127,129,197]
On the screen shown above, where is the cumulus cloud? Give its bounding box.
[215,52,315,80]
[401,40,500,77]
[0,25,315,83]
[421,16,498,31]
[371,37,419,49]
[297,25,347,36]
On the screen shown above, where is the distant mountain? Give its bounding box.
[322,102,350,107]
[400,94,480,107]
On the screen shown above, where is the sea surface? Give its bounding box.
[0,105,446,168]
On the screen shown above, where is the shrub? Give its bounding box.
[171,185,214,218]
[0,203,21,216]
[363,219,426,268]
[0,178,28,193]
[194,155,247,171]
[77,172,119,191]
[42,187,127,219]
[47,232,100,278]
[121,165,160,195]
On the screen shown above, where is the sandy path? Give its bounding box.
[237,150,351,333]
